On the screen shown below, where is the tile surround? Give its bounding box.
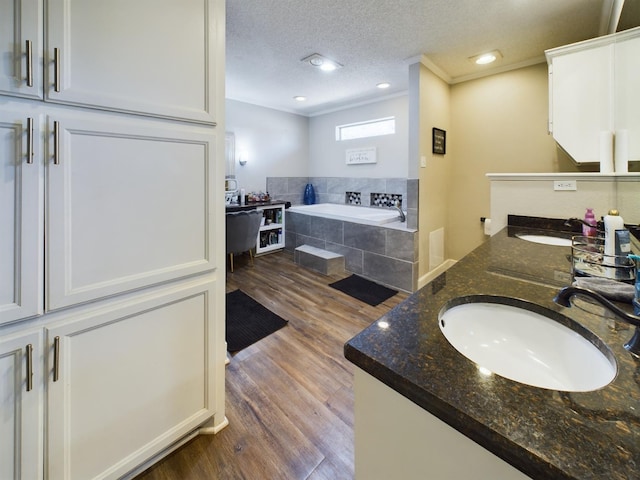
[268,176,419,292]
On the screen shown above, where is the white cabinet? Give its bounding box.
[45,0,218,123]
[256,204,285,255]
[354,369,530,480]
[0,329,43,480]
[0,0,217,123]
[45,108,218,310]
[46,280,216,480]
[614,33,640,162]
[0,0,227,477]
[0,107,43,325]
[546,26,640,164]
[0,0,43,99]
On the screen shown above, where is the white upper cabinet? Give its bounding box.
[614,33,640,162]
[0,107,44,325]
[0,0,43,99]
[546,26,640,164]
[46,108,218,311]
[45,0,218,123]
[1,0,218,123]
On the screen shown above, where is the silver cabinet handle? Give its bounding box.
[53,336,60,382]
[53,121,60,165]
[26,344,34,392]
[54,47,61,92]
[27,117,34,164]
[26,40,33,87]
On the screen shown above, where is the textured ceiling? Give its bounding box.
[226,0,639,116]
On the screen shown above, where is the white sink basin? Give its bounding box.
[438,297,616,392]
[516,234,571,247]
[516,234,572,247]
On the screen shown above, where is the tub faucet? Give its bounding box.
[394,200,406,223]
[554,286,640,356]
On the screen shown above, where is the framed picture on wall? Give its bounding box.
[432,128,446,155]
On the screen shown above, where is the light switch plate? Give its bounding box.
[553,180,577,191]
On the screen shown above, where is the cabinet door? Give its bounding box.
[0,108,43,325]
[46,109,217,310]
[549,44,613,163]
[0,329,43,480]
[46,281,216,480]
[615,34,640,162]
[0,0,43,99]
[45,0,218,124]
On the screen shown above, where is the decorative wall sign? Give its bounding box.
[432,128,446,155]
[346,147,377,165]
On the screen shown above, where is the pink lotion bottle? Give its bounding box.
[583,208,597,237]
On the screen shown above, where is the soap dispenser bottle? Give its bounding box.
[582,208,597,237]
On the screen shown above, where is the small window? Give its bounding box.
[335,117,395,141]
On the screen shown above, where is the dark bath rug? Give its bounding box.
[226,289,288,353]
[329,274,398,307]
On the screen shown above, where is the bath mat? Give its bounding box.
[329,274,398,307]
[226,290,288,353]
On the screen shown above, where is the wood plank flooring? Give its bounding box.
[134,251,408,480]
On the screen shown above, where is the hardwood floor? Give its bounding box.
[135,251,408,480]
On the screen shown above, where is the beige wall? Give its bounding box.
[411,63,451,280]
[447,63,582,260]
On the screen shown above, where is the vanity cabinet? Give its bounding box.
[546,26,640,164]
[354,370,530,480]
[0,329,43,480]
[256,204,286,255]
[0,0,217,124]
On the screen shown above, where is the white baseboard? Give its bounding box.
[199,416,229,435]
[418,259,457,289]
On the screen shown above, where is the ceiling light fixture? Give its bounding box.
[301,53,342,72]
[469,50,502,65]
[376,82,391,89]
[293,96,307,102]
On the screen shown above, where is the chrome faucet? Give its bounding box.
[394,200,406,223]
[564,217,603,232]
[554,286,640,356]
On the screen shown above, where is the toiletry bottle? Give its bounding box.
[582,208,597,237]
[603,209,624,259]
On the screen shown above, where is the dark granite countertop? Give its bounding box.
[345,225,640,480]
[225,200,287,213]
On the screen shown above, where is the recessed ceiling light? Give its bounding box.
[294,96,307,102]
[301,53,342,72]
[376,82,391,89]
[469,50,502,65]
